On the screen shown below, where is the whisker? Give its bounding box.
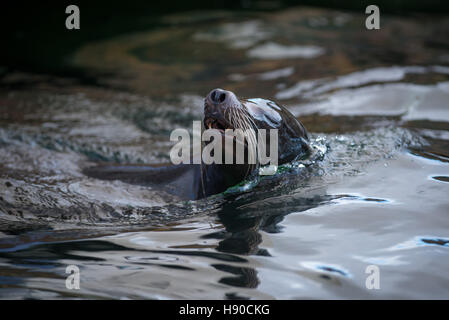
[220,104,263,181]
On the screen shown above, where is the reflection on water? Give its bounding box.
[1,6,449,299]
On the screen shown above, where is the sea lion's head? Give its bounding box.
[203,88,311,165]
[198,88,312,198]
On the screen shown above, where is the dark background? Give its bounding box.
[1,0,448,78]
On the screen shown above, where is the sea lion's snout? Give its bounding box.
[208,88,227,104]
[206,88,240,108]
[207,88,227,105]
[204,88,240,130]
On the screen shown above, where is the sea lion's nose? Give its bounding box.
[207,88,229,104]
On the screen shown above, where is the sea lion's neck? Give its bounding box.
[195,163,252,199]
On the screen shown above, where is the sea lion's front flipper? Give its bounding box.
[83,163,200,200]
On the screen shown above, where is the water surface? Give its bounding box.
[1,7,449,299]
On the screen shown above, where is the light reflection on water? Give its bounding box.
[0,6,449,299]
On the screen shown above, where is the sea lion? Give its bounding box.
[83,88,311,200]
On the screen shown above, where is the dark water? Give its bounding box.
[1,7,449,299]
